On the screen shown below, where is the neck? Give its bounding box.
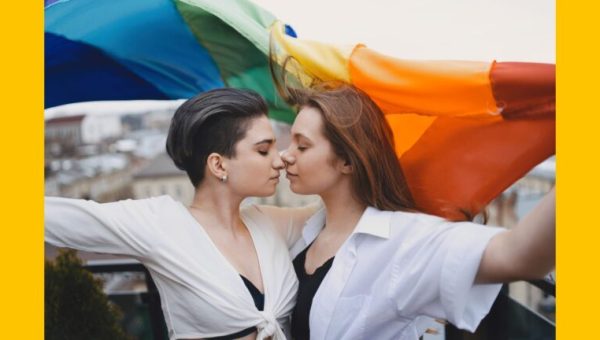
[189,181,244,233]
[320,181,367,234]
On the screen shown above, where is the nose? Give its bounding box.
[281,149,295,166]
[272,150,285,170]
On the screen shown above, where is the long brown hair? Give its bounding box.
[273,66,416,211]
[268,31,416,210]
[301,83,415,211]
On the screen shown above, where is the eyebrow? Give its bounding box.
[254,138,275,145]
[292,133,313,142]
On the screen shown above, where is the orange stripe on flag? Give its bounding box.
[400,115,555,220]
[385,114,436,158]
[350,46,498,117]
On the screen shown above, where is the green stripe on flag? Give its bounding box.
[175,0,295,123]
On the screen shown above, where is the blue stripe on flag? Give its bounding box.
[46,0,224,100]
[45,33,170,108]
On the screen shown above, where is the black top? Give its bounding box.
[291,244,335,340]
[208,275,265,340]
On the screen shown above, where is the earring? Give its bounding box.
[220,175,228,182]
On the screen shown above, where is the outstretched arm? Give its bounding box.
[45,196,158,257]
[475,187,555,283]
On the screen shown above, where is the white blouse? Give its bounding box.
[44,195,304,340]
[279,205,505,340]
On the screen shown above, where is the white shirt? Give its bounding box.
[45,196,299,340]
[286,206,504,340]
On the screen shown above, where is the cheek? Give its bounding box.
[230,156,272,184]
[294,155,339,191]
[296,150,333,174]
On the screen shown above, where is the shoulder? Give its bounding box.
[388,210,448,235]
[111,195,179,213]
[46,195,177,211]
[391,209,446,224]
[388,210,503,247]
[388,210,474,238]
[84,196,185,228]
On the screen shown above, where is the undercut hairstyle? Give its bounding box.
[166,88,268,187]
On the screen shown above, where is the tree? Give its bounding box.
[45,249,131,340]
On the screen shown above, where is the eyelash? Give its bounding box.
[258,150,269,156]
[297,146,307,152]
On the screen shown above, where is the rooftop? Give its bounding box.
[134,152,185,179]
[46,114,86,125]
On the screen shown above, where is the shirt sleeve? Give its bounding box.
[45,196,161,258]
[254,202,321,248]
[439,222,504,331]
[393,219,504,332]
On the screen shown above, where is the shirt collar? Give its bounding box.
[301,205,392,244]
[301,205,326,244]
[352,206,392,239]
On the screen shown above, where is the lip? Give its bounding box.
[286,171,298,177]
[269,175,280,181]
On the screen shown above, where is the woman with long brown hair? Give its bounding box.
[276,82,555,340]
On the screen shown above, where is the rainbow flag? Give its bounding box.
[45,0,555,219]
[270,22,554,219]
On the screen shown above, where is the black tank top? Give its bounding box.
[291,244,335,340]
[208,275,264,340]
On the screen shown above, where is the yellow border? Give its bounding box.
[3,1,572,338]
[0,1,43,337]
[557,1,598,338]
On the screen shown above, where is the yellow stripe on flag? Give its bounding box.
[271,21,354,83]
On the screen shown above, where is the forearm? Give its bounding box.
[510,187,555,277]
[476,187,555,283]
[256,202,321,249]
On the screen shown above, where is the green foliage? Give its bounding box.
[45,249,131,340]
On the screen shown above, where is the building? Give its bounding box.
[132,152,194,205]
[81,113,123,144]
[46,113,124,146]
[47,154,134,202]
[45,114,86,156]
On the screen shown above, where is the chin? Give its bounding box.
[254,188,277,197]
[289,183,308,195]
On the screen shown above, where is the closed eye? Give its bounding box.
[255,138,275,156]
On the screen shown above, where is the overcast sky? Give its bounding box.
[46,0,554,118]
[253,0,555,62]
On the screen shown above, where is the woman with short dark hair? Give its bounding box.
[45,88,315,340]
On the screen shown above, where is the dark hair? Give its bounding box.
[166,88,267,187]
